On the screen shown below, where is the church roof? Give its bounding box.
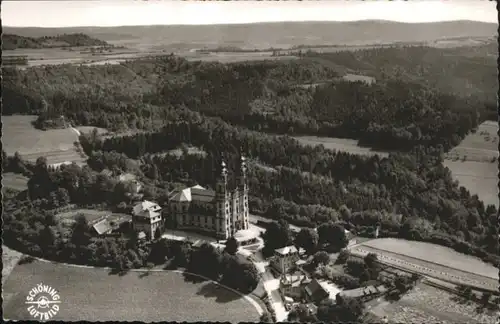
[169,185,215,203]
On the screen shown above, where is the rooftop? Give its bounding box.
[133,200,162,218]
[281,274,311,287]
[118,173,137,182]
[169,185,216,203]
[93,219,112,235]
[339,285,387,299]
[275,245,299,256]
[304,279,329,301]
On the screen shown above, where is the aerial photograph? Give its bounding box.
[2,0,498,323]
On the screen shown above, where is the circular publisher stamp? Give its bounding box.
[25,283,61,321]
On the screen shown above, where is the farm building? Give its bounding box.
[304,279,330,304]
[90,214,132,236]
[100,170,143,196]
[338,285,387,302]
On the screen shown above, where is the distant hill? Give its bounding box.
[2,33,112,50]
[3,20,497,50]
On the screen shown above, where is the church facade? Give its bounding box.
[167,156,250,240]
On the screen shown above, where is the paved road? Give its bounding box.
[239,242,289,321]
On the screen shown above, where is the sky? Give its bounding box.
[2,0,497,28]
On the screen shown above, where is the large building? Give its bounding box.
[167,156,250,240]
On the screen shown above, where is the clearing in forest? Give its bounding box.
[2,172,29,191]
[444,120,498,207]
[2,115,86,166]
[294,136,391,157]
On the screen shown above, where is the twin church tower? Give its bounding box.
[168,155,250,240]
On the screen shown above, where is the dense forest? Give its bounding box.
[3,43,499,270]
[3,43,496,149]
[2,33,112,50]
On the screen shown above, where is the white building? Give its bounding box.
[270,245,301,274]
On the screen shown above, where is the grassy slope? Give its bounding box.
[3,260,259,322]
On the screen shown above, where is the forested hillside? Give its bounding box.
[3,43,499,268]
[2,33,112,50]
[3,43,497,149]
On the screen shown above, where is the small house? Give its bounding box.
[279,273,311,299]
[92,218,113,236]
[304,279,330,304]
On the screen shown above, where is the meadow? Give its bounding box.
[293,136,391,157]
[444,120,498,207]
[2,259,260,322]
[2,115,86,165]
[2,172,29,191]
[4,20,495,67]
[55,208,131,226]
[2,245,23,286]
[358,238,498,281]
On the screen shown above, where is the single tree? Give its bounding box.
[225,236,239,255]
[312,251,330,266]
[294,228,319,254]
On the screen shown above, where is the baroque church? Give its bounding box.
[167,155,250,240]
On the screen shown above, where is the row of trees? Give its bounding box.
[188,243,259,294]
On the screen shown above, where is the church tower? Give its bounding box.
[215,160,231,239]
[238,155,250,230]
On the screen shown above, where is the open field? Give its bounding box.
[294,136,391,157]
[2,173,29,191]
[2,115,86,165]
[444,161,498,207]
[445,121,498,162]
[368,282,498,324]
[5,21,496,51]
[55,209,131,225]
[3,46,294,67]
[165,146,207,158]
[444,121,498,207]
[4,21,495,66]
[360,238,498,279]
[2,245,23,286]
[75,126,109,135]
[2,259,260,322]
